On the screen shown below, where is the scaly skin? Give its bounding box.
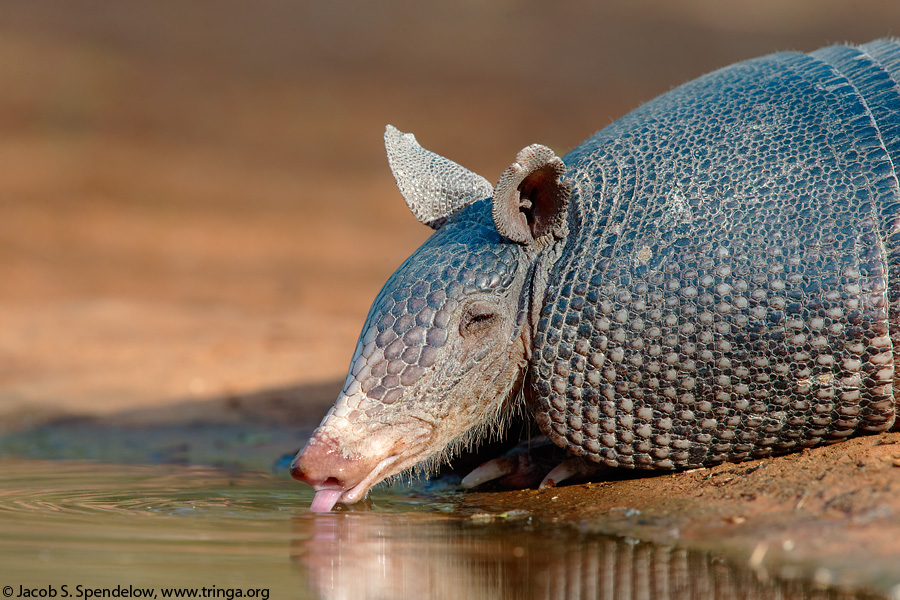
[292,40,900,511]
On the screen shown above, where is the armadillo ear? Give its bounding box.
[492,144,571,244]
[385,125,494,229]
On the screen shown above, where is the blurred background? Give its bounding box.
[1,0,898,467]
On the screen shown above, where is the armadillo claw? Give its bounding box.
[461,456,518,488]
[460,438,570,490]
[539,457,607,488]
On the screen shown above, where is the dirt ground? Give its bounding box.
[2,1,900,594]
[463,432,900,594]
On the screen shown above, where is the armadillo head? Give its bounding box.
[291,126,572,511]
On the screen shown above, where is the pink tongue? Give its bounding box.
[310,489,343,512]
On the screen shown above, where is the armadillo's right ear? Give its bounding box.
[492,145,571,244]
[385,125,494,229]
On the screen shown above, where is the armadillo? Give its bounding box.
[292,39,900,512]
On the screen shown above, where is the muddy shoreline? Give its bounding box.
[462,431,900,595]
[6,410,898,594]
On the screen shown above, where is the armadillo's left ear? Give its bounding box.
[385,125,494,229]
[492,145,571,244]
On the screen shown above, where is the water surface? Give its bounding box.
[0,459,885,600]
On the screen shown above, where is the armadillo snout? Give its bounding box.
[289,436,368,492]
[289,459,341,488]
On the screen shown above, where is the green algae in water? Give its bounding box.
[0,459,889,600]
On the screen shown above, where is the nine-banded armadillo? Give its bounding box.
[292,39,900,512]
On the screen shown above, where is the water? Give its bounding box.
[0,459,886,600]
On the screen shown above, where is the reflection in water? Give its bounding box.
[293,511,884,600]
[0,460,886,600]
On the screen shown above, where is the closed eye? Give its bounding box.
[461,304,500,336]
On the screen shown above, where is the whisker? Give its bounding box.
[391,363,527,485]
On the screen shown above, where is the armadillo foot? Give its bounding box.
[461,438,599,490]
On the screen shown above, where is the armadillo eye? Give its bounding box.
[461,303,499,337]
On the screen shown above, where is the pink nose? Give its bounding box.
[290,457,328,485]
[289,437,368,492]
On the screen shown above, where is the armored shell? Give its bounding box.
[533,40,900,468]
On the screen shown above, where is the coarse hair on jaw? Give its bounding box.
[385,366,529,487]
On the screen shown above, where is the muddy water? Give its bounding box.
[0,459,883,600]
